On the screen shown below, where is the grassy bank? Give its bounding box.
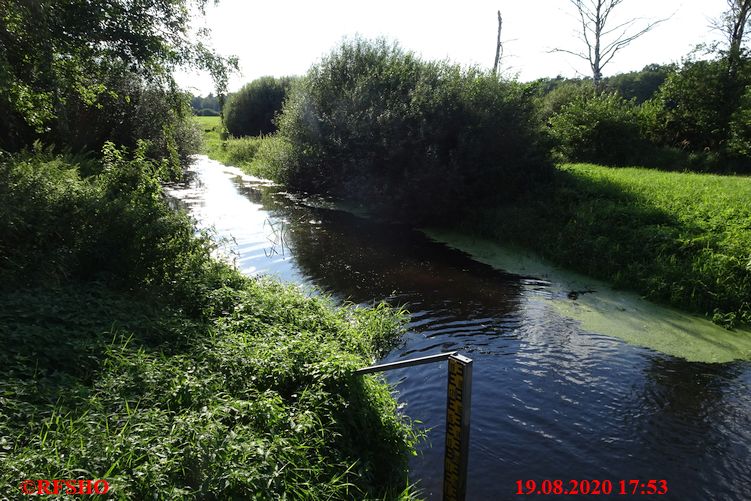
[197,117,751,329]
[195,115,287,181]
[0,149,416,498]
[462,163,751,328]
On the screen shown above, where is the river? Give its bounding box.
[166,156,751,500]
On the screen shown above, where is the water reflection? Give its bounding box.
[166,157,751,501]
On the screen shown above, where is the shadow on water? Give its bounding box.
[167,158,751,501]
[630,359,751,501]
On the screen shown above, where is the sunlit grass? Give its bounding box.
[464,163,751,328]
[195,116,290,182]
[193,115,223,156]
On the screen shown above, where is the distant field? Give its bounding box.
[193,115,222,155]
[195,116,287,181]
[465,164,751,327]
[193,115,221,129]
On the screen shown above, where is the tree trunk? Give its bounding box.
[493,11,503,76]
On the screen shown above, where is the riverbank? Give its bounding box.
[193,117,274,178]
[202,116,751,332]
[460,163,751,329]
[0,149,417,498]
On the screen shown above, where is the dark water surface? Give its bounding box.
[167,157,751,500]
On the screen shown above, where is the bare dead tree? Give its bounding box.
[493,10,503,76]
[552,0,669,88]
[712,0,751,77]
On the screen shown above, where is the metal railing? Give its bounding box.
[356,352,473,501]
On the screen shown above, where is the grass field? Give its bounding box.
[464,164,751,328]
[194,115,222,156]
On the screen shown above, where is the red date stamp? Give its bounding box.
[515,479,668,496]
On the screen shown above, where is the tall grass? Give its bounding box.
[0,149,418,498]
[196,116,291,182]
[463,163,751,328]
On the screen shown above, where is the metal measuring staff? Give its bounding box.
[355,351,473,501]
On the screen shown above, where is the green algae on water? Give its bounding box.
[423,228,751,363]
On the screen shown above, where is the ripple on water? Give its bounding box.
[168,157,751,501]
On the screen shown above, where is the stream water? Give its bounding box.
[166,156,751,500]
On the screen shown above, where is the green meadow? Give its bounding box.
[462,164,751,328]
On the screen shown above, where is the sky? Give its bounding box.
[177,0,730,96]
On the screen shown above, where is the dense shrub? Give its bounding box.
[275,38,552,222]
[246,134,293,181]
[0,149,417,498]
[727,86,751,158]
[0,144,234,312]
[220,136,264,167]
[534,79,594,122]
[649,56,749,165]
[48,68,202,169]
[225,76,294,137]
[548,93,650,165]
[651,58,733,152]
[602,64,675,103]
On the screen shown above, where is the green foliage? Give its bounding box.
[728,85,751,156]
[245,135,293,181]
[0,150,418,498]
[0,0,235,153]
[194,108,220,116]
[652,58,733,151]
[56,70,203,168]
[201,128,292,183]
[276,38,552,222]
[0,282,416,498]
[534,79,594,122]
[601,64,675,103]
[648,54,751,170]
[191,93,222,114]
[224,76,295,137]
[0,144,241,313]
[220,136,264,166]
[548,93,650,165]
[464,163,751,328]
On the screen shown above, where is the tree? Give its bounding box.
[602,63,675,103]
[713,0,751,78]
[0,0,236,151]
[493,11,503,76]
[224,76,295,137]
[553,0,669,88]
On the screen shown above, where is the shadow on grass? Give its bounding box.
[463,165,751,328]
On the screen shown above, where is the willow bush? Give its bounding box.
[224,76,294,137]
[275,38,552,222]
[548,93,651,166]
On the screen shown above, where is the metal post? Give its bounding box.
[355,352,473,501]
[443,354,472,501]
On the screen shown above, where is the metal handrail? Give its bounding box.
[356,351,473,501]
